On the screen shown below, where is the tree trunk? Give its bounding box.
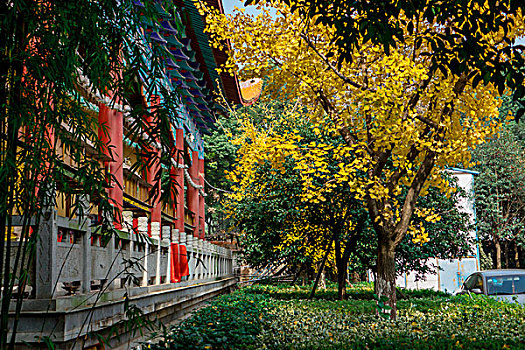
[495,239,502,269]
[319,267,326,290]
[515,242,520,268]
[336,263,347,300]
[504,241,509,268]
[309,240,332,299]
[336,242,353,300]
[334,239,348,300]
[375,237,397,319]
[291,263,304,286]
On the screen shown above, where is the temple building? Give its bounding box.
[8,1,258,348]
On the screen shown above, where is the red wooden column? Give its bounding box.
[187,150,200,238]
[146,97,162,239]
[198,157,205,240]
[170,128,185,283]
[174,128,185,233]
[98,104,123,229]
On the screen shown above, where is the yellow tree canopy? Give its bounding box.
[226,104,366,270]
[199,1,522,243]
[199,2,525,314]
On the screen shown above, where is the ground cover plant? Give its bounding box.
[151,290,273,350]
[152,283,525,349]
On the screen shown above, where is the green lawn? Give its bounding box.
[151,283,525,349]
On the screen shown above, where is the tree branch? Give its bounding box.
[300,32,375,92]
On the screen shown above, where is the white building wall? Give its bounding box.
[396,169,480,293]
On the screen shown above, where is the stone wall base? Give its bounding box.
[10,276,237,350]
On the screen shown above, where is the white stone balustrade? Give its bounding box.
[22,210,234,300]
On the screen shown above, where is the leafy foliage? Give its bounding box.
[223,102,370,299]
[151,290,272,350]
[199,0,514,317]
[0,0,189,346]
[473,120,525,269]
[249,0,525,120]
[153,283,525,349]
[224,101,473,288]
[203,111,241,240]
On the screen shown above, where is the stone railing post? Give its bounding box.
[203,242,208,279]
[227,249,231,276]
[216,252,219,278]
[186,232,194,280]
[223,249,226,277]
[201,241,207,279]
[123,211,134,286]
[217,249,221,277]
[219,249,223,277]
[108,235,117,291]
[213,246,217,277]
[101,204,117,291]
[138,216,149,286]
[209,244,214,278]
[222,248,225,277]
[206,242,211,278]
[223,249,226,276]
[178,229,185,281]
[197,239,203,279]
[151,222,161,285]
[36,207,58,299]
[163,225,171,284]
[79,195,92,294]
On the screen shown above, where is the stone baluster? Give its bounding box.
[186,232,194,280]
[122,211,133,287]
[151,221,161,285]
[178,229,185,281]
[79,195,92,294]
[138,216,149,286]
[162,225,171,284]
[207,242,212,278]
[197,239,203,279]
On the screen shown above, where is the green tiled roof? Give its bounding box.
[182,0,221,91]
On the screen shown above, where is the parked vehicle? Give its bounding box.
[457,269,525,303]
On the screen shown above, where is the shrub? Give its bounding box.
[151,291,272,350]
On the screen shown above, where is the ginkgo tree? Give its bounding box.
[226,102,369,300]
[226,101,474,300]
[197,0,523,317]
